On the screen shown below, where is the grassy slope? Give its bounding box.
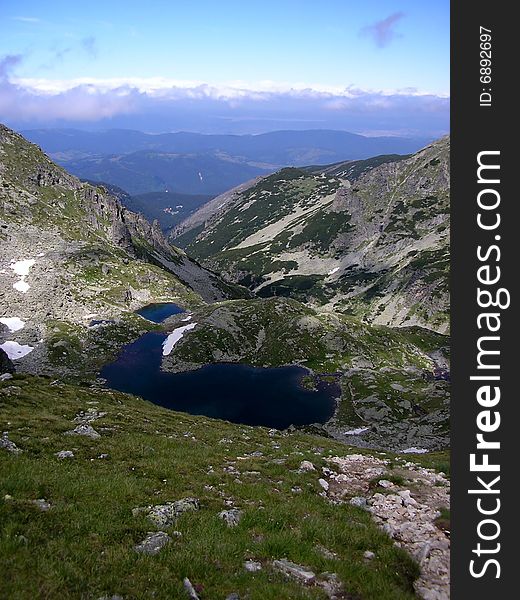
[0,375,449,600]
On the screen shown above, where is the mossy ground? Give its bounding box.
[0,375,449,599]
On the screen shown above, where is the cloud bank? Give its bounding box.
[0,56,449,136]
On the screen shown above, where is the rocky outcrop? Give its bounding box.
[323,453,450,600]
[0,349,15,375]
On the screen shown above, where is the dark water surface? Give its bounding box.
[136,302,186,323]
[101,303,337,428]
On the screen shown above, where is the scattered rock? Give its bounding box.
[272,559,316,585]
[244,560,262,572]
[225,594,240,600]
[319,572,344,600]
[318,478,329,491]
[350,496,368,509]
[134,531,171,555]
[316,545,338,560]
[363,551,375,560]
[299,460,316,472]
[32,498,51,511]
[0,431,22,454]
[325,454,450,599]
[0,373,13,381]
[183,577,200,600]
[132,497,200,528]
[55,450,74,459]
[218,508,243,527]
[65,423,101,439]
[378,479,394,489]
[74,408,107,423]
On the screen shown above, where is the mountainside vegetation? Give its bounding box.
[0,374,449,600]
[0,124,243,378]
[1,125,451,599]
[174,139,449,334]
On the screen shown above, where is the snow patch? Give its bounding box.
[0,341,34,360]
[181,315,192,322]
[10,259,36,294]
[162,323,197,356]
[401,447,429,454]
[198,172,203,182]
[344,427,369,436]
[327,267,340,275]
[0,317,25,332]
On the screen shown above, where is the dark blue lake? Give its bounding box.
[101,303,337,428]
[136,302,186,323]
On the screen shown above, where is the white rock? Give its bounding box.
[244,560,262,572]
[272,559,316,584]
[55,450,74,459]
[299,460,316,472]
[378,479,394,488]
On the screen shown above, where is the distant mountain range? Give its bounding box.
[22,128,430,196]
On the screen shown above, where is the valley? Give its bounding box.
[1,125,451,599]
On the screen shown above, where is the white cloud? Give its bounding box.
[13,76,447,99]
[12,16,42,23]
[0,55,449,136]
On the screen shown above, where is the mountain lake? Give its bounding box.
[101,303,338,428]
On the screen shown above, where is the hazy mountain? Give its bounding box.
[57,150,272,196]
[20,128,432,201]
[24,127,431,165]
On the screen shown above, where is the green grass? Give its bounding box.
[0,374,448,599]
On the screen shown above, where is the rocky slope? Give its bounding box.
[1,374,450,600]
[173,139,449,333]
[0,127,451,598]
[0,124,240,378]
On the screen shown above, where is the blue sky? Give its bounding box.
[0,1,450,135]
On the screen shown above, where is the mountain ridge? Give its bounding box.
[174,138,450,333]
[0,124,243,378]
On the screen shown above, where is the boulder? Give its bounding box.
[134,531,171,555]
[272,559,316,585]
[0,349,15,375]
[218,508,243,527]
[132,497,200,528]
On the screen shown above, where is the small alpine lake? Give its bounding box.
[136,302,186,323]
[100,303,338,429]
